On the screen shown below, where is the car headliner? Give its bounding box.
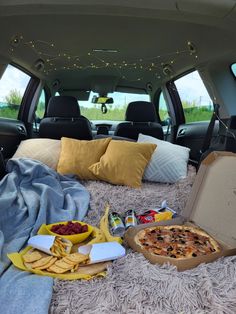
[0,0,236,95]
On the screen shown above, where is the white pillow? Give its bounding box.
[12,138,61,170]
[138,133,190,183]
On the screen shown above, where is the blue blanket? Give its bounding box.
[0,158,90,314]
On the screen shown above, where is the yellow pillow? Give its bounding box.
[57,137,111,180]
[89,140,157,188]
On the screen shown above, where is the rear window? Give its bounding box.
[80,91,150,121]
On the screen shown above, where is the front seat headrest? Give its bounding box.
[46,96,81,117]
[125,101,157,122]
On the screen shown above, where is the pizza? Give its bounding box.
[134,225,221,259]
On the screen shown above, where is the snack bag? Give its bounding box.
[154,211,173,222]
[138,210,157,224]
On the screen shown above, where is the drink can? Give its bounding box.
[125,210,137,229]
[109,212,125,236]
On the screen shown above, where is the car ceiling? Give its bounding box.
[1,0,236,94]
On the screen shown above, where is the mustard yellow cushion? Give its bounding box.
[89,140,157,188]
[57,137,111,180]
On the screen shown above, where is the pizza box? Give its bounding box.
[125,151,236,271]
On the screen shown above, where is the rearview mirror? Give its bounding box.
[92,96,114,104]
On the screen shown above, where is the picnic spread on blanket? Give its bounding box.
[1,151,236,313]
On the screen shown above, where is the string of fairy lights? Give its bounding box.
[9,34,198,81]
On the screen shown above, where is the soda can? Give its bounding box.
[109,212,125,236]
[125,210,137,229]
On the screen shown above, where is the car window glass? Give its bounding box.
[80,91,150,121]
[174,71,213,123]
[35,89,46,120]
[231,63,236,77]
[0,64,30,119]
[159,91,170,124]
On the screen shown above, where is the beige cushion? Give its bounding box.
[12,138,61,169]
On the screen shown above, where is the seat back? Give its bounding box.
[114,101,164,140]
[39,96,93,140]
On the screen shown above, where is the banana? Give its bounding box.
[87,226,106,245]
[100,203,122,244]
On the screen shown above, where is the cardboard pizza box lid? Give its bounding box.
[182,151,236,248]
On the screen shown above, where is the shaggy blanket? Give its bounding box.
[49,166,232,313]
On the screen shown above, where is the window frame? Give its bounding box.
[35,85,50,121]
[153,88,165,124]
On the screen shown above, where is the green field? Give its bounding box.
[0,102,213,123]
[0,105,19,119]
[80,105,128,121]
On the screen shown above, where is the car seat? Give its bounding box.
[114,101,164,140]
[39,96,93,140]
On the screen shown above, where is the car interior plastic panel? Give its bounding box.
[114,101,164,140]
[0,118,27,158]
[39,96,93,140]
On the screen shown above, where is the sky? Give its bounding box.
[0,65,212,108]
[175,71,213,107]
[0,65,30,103]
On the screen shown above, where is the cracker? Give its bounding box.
[54,259,74,270]
[65,253,88,264]
[32,256,54,268]
[35,257,57,270]
[47,264,69,274]
[63,257,77,266]
[22,250,43,263]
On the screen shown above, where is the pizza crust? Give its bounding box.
[134,225,221,260]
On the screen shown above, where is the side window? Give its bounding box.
[0,64,30,119]
[159,91,170,125]
[174,71,213,123]
[35,89,46,121]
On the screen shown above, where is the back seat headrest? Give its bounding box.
[47,96,81,117]
[125,101,157,122]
